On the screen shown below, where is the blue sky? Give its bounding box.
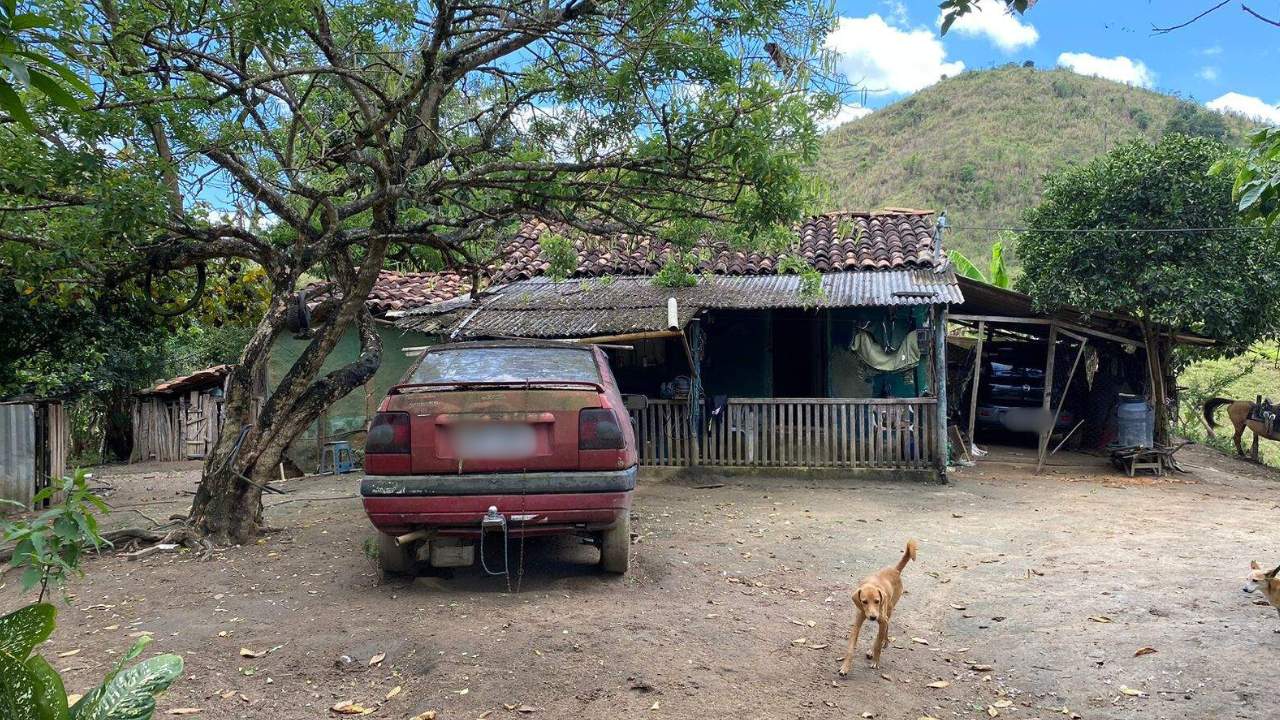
[823,0,1280,126]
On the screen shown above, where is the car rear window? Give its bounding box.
[410,347,601,384]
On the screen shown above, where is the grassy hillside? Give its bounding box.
[818,66,1254,265]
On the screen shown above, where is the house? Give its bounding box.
[397,211,961,480]
[274,270,473,469]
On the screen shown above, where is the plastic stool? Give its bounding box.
[320,440,355,474]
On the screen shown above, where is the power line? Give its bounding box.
[948,225,1269,234]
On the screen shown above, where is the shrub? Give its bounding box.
[1,469,110,602]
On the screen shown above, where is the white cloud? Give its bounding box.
[818,103,873,131]
[1207,92,1280,125]
[1056,52,1155,88]
[1197,66,1219,82]
[1201,45,1223,56]
[882,0,909,26]
[940,0,1038,52]
[825,15,965,95]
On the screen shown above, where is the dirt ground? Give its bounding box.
[3,444,1279,720]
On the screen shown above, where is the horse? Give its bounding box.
[1202,398,1280,456]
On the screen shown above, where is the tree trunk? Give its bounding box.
[189,446,268,544]
[1142,320,1170,446]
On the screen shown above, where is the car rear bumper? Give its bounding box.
[362,490,632,536]
[362,466,637,496]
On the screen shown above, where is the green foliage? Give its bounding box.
[818,67,1254,266]
[1015,134,1280,350]
[1215,126,1280,228]
[1179,344,1280,467]
[1163,100,1229,141]
[540,232,577,283]
[652,251,698,289]
[948,241,1011,289]
[1,469,110,601]
[0,1,89,128]
[0,603,183,720]
[776,254,824,302]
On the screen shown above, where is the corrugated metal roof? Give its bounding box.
[399,270,960,339]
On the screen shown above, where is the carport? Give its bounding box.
[948,277,1214,472]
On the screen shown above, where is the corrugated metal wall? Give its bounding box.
[0,403,36,509]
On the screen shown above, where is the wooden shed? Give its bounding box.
[0,398,70,511]
[130,365,232,462]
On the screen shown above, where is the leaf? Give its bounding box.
[1086,616,1112,624]
[28,69,82,113]
[926,680,950,689]
[1133,646,1156,657]
[1118,685,1145,697]
[367,652,385,666]
[10,13,56,30]
[910,637,929,645]
[948,250,987,283]
[238,648,264,659]
[330,701,373,715]
[993,700,1013,708]
[0,604,57,660]
[26,654,69,720]
[408,712,436,720]
[167,709,201,715]
[0,649,41,720]
[385,686,401,700]
[70,653,184,720]
[57,649,80,658]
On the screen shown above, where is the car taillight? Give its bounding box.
[367,412,411,453]
[579,408,624,450]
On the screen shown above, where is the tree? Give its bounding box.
[1015,134,1280,442]
[0,0,852,543]
[0,0,90,126]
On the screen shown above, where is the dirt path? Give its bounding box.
[3,445,1279,719]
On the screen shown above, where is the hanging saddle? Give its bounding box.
[1248,396,1280,435]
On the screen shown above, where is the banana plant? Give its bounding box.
[0,603,183,720]
[949,241,1013,289]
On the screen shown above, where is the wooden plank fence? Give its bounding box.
[630,397,938,469]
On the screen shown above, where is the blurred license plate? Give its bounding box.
[453,424,536,459]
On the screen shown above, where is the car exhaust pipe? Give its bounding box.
[396,528,429,546]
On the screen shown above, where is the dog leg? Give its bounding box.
[838,611,865,676]
[868,619,889,669]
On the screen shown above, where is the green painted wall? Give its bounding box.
[270,323,433,469]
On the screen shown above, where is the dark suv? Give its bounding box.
[361,340,638,578]
[974,341,1080,436]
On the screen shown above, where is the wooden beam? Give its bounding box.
[1037,335,1087,474]
[1036,323,1059,474]
[949,314,1141,347]
[966,320,985,454]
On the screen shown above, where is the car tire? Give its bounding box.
[599,510,631,574]
[377,532,415,580]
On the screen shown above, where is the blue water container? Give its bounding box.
[1115,394,1154,448]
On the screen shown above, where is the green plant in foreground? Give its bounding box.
[0,603,183,720]
[1,469,110,602]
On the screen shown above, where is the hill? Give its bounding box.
[818,66,1256,265]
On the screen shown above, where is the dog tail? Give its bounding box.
[1202,397,1234,431]
[896,539,918,572]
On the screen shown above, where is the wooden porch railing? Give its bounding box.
[629,397,938,469]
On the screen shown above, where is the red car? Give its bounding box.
[361,340,638,578]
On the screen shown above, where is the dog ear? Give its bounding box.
[1252,560,1261,570]
[1267,564,1280,579]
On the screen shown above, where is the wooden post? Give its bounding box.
[1037,336,1086,473]
[686,319,704,465]
[1036,323,1059,473]
[933,306,949,480]
[966,320,985,453]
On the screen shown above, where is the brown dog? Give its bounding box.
[1244,561,1280,620]
[839,539,917,674]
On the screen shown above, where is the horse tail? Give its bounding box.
[1202,397,1235,431]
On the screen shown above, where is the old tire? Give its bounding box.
[599,510,631,574]
[377,532,414,580]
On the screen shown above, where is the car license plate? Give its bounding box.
[453,423,536,459]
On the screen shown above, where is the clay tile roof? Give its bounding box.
[305,270,473,317]
[487,210,939,285]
